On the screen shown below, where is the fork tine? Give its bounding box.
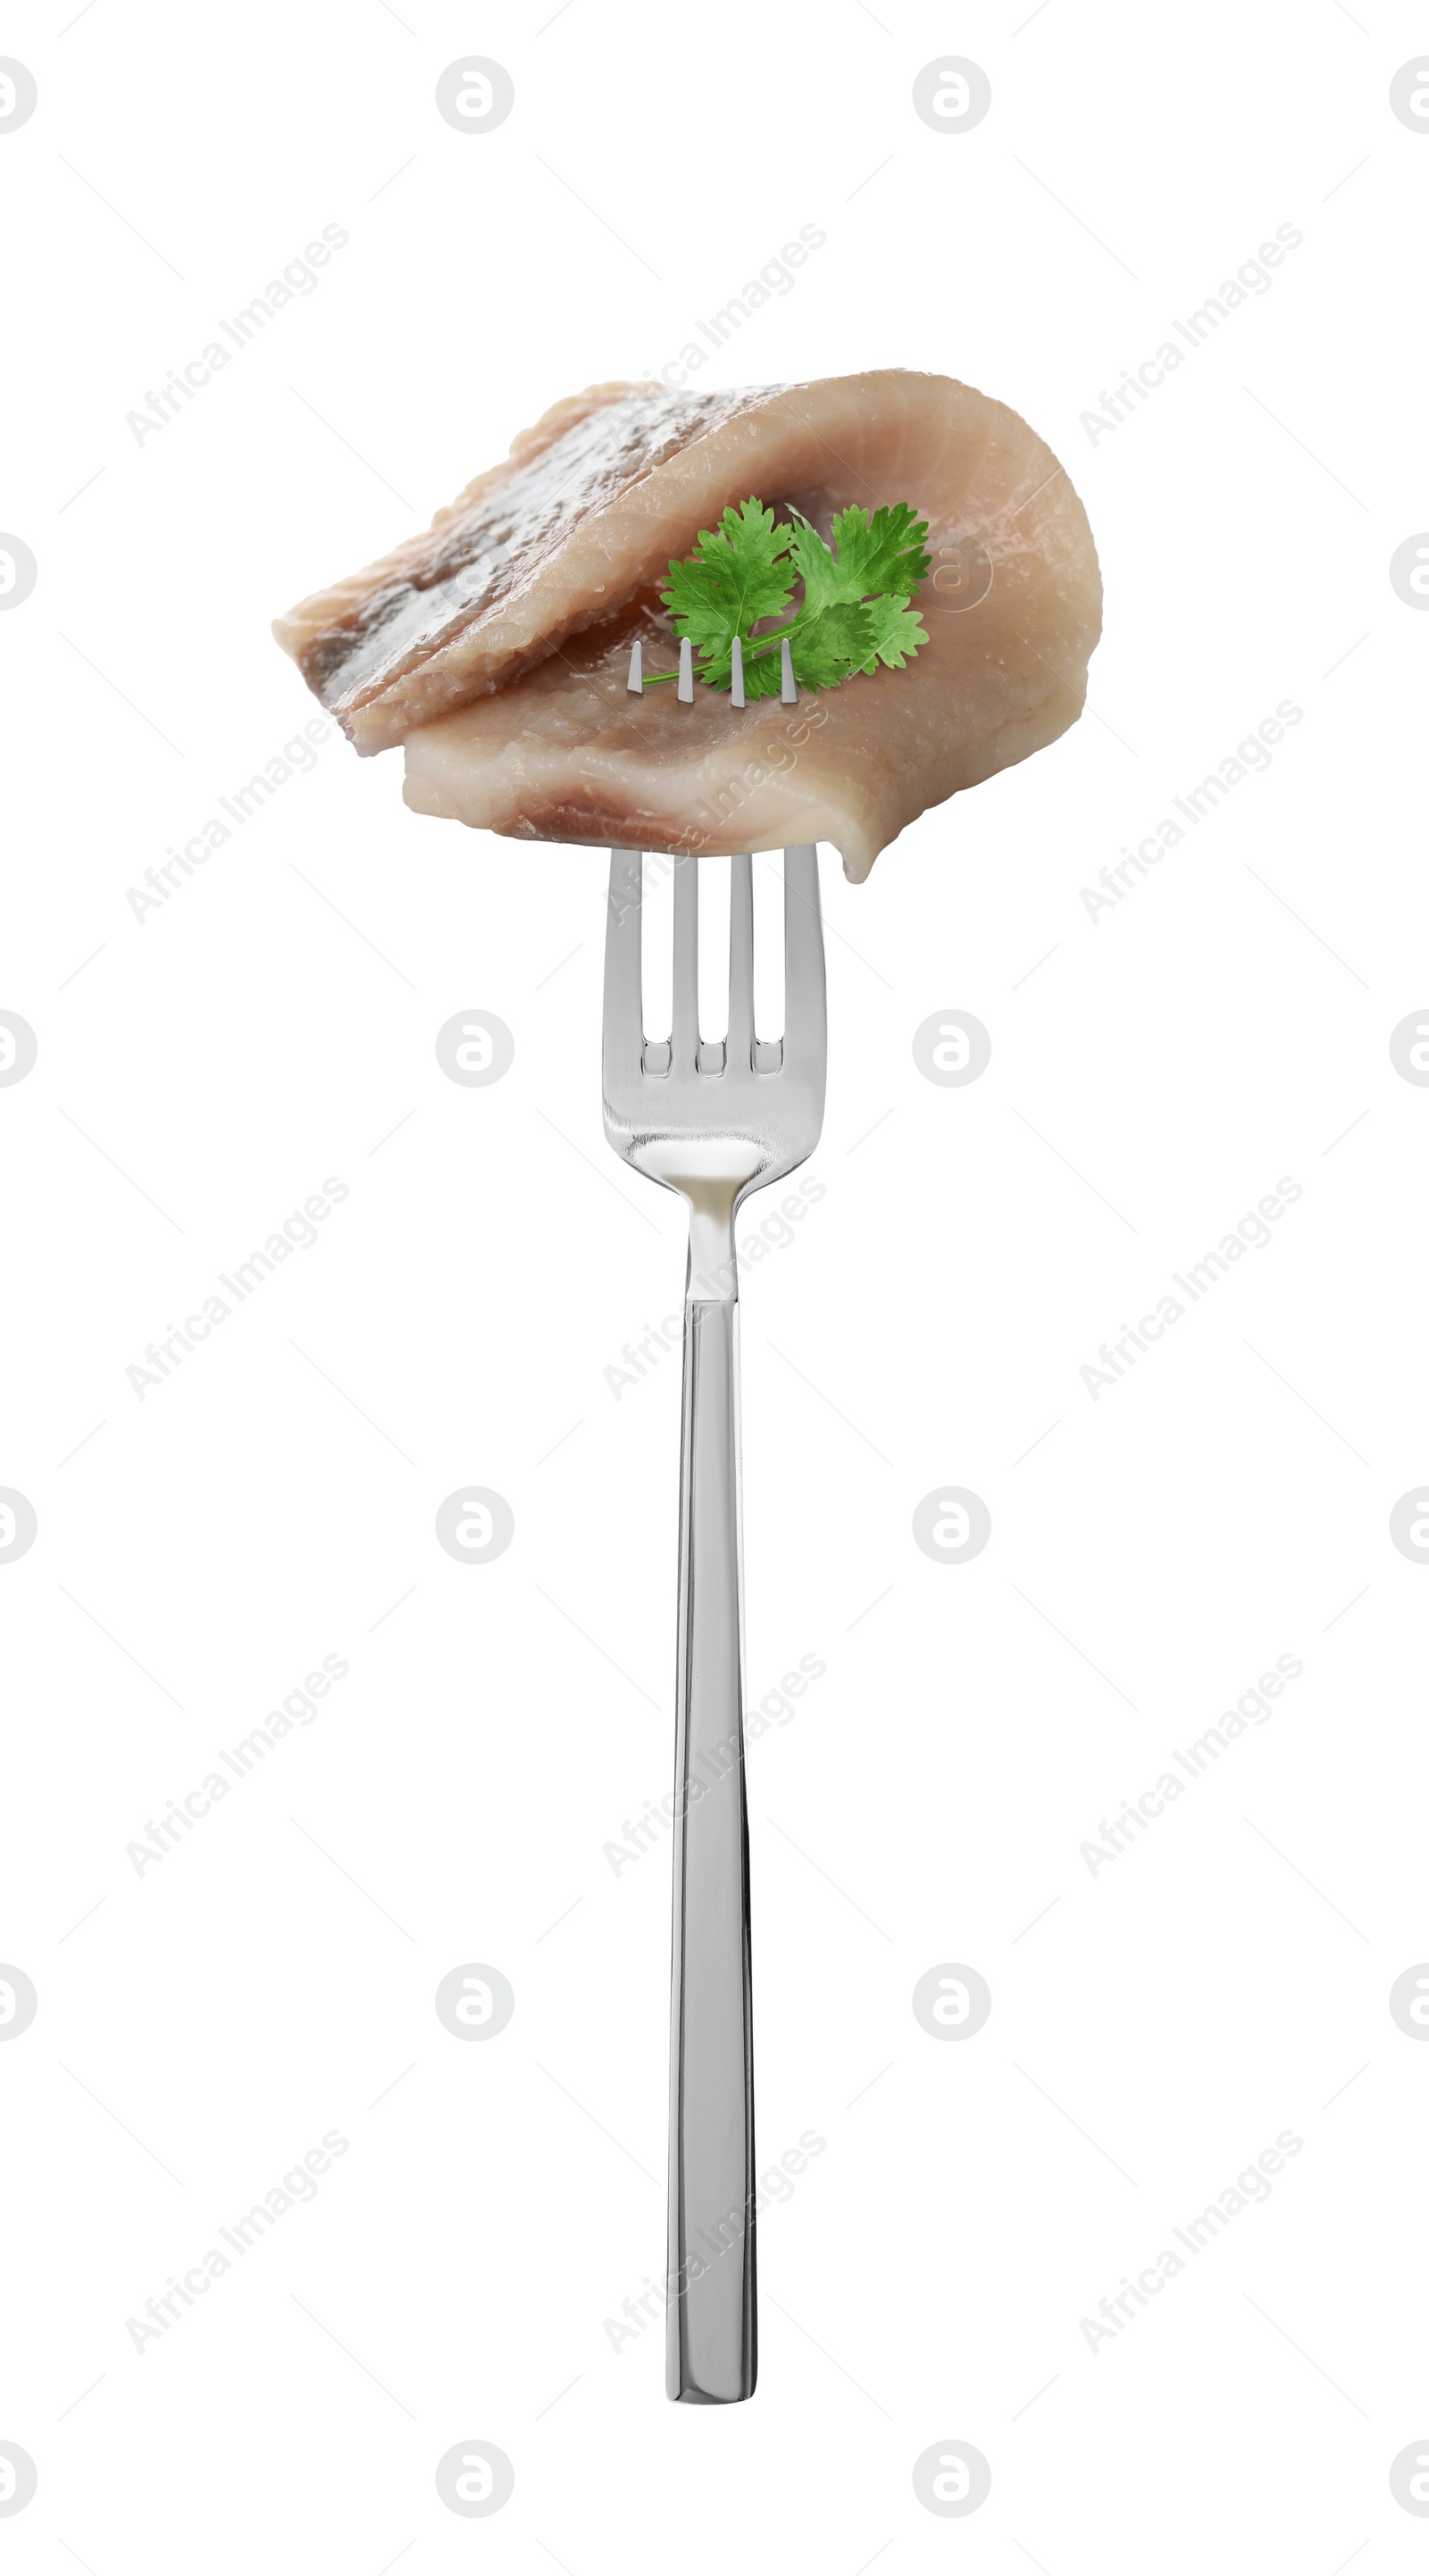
[603,849,643,1094]
[730,637,745,709]
[727,854,754,1071]
[672,851,698,1065]
[781,843,826,1079]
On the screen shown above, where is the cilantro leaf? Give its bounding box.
[827,502,932,604]
[788,603,878,691]
[786,512,851,620]
[859,594,927,671]
[661,497,794,691]
[741,603,882,696]
[787,503,932,621]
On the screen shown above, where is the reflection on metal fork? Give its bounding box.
[602,846,827,2403]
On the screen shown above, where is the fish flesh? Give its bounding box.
[274,371,1100,881]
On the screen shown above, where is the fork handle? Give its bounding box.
[666,1278,756,2403]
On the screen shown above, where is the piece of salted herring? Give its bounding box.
[273,371,1101,882]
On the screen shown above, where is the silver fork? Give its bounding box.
[603,844,827,2404]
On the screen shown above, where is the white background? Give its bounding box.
[3,1,1428,2567]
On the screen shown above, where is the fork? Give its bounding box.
[603,843,827,2403]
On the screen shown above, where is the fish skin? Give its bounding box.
[274,370,1101,880]
[273,381,760,750]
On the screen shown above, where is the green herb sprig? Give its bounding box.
[645,496,932,698]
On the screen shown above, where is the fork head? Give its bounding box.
[602,846,827,1278]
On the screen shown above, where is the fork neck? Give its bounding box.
[685,1183,740,1305]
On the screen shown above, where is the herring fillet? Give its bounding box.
[273,370,1101,881]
